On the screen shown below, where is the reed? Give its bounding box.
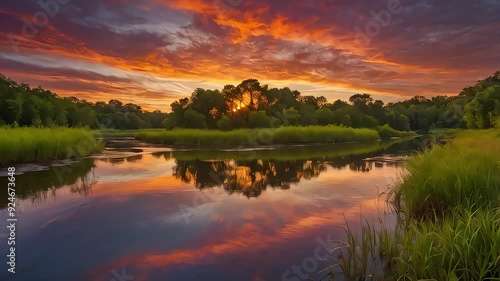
[0,127,103,164]
[330,129,500,280]
[333,207,500,280]
[136,126,381,146]
[394,129,500,218]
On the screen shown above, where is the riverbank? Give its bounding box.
[135,126,415,146]
[0,127,103,164]
[333,129,500,280]
[0,126,416,164]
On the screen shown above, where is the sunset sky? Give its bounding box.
[1,0,499,111]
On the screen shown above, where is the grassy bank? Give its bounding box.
[136,126,381,146]
[376,124,418,139]
[395,129,500,218]
[332,129,500,280]
[94,129,139,138]
[0,127,103,164]
[428,128,461,138]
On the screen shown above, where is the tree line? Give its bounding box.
[0,74,168,129]
[163,72,500,131]
[1,71,499,131]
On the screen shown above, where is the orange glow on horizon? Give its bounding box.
[0,1,497,110]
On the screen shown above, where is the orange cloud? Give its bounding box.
[1,0,498,109]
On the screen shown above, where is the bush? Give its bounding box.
[216,115,232,131]
[184,109,207,129]
[248,111,272,128]
[377,124,416,139]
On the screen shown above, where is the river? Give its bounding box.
[0,138,421,281]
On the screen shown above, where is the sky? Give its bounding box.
[0,0,499,111]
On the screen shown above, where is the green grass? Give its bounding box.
[376,124,418,139]
[330,129,500,280]
[93,129,140,138]
[136,126,381,146]
[0,127,103,164]
[395,129,500,218]
[428,128,461,138]
[334,207,500,281]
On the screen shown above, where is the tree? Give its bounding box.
[464,85,500,129]
[315,108,334,125]
[341,114,352,127]
[184,109,207,129]
[248,111,273,128]
[299,104,318,125]
[236,79,263,110]
[281,107,302,126]
[328,99,349,111]
[2,71,500,132]
[222,84,240,111]
[0,74,168,129]
[217,115,232,131]
[5,93,23,124]
[162,115,176,130]
[108,99,123,109]
[396,114,411,131]
[190,88,228,128]
[349,94,373,106]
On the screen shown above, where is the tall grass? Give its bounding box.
[136,126,381,146]
[395,129,500,218]
[330,129,500,280]
[333,207,500,281]
[0,127,103,164]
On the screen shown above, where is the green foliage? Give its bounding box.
[385,110,411,131]
[315,107,334,125]
[281,107,302,126]
[341,114,352,126]
[216,115,232,131]
[248,111,273,128]
[298,104,318,125]
[162,116,175,130]
[184,108,207,129]
[0,74,168,129]
[464,85,500,129]
[377,124,417,139]
[161,71,498,131]
[0,127,103,164]
[2,71,499,132]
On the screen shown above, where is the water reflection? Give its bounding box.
[0,139,421,281]
[0,140,415,208]
[169,140,410,198]
[0,158,96,209]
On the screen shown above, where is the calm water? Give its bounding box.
[0,139,420,281]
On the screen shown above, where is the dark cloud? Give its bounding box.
[0,0,498,107]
